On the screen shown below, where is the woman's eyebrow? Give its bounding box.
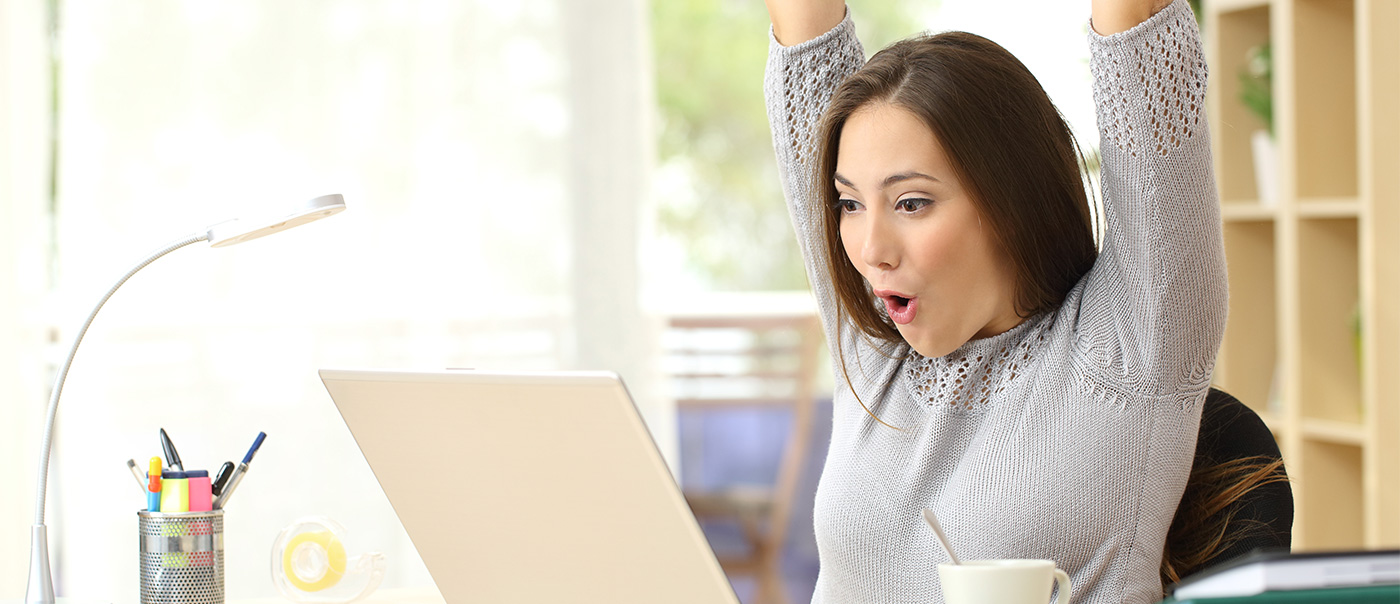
[833,171,940,191]
[880,171,939,188]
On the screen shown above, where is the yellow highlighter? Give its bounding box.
[159,471,189,513]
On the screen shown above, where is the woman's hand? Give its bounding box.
[1091,0,1175,35]
[765,0,845,46]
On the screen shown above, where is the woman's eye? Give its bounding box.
[896,197,933,212]
[836,198,862,213]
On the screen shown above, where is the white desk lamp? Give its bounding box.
[24,194,346,604]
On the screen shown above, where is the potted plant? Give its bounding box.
[1240,43,1276,205]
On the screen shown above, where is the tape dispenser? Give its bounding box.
[271,516,386,603]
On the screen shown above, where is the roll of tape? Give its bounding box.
[281,530,347,592]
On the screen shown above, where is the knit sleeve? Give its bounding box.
[1078,0,1228,403]
[764,14,907,379]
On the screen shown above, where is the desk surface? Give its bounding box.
[232,587,445,603]
[2,588,446,604]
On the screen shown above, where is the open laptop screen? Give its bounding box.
[320,368,739,604]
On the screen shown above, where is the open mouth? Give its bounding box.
[877,292,918,325]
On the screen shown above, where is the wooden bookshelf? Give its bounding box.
[1205,0,1399,550]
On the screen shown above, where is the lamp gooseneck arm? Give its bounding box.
[31,232,208,524]
[26,232,207,604]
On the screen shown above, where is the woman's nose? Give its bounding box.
[859,217,898,271]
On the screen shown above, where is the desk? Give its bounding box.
[4,587,445,604]
[232,587,445,603]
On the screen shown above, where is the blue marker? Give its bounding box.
[242,432,266,465]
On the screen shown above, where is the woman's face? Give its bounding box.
[834,102,1022,358]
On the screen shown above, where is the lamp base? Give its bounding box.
[26,523,53,604]
[17,525,109,604]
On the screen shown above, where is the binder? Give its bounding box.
[1170,549,1400,599]
[1161,584,1400,603]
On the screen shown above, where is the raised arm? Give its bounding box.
[1076,0,1227,401]
[1091,0,1174,35]
[762,6,907,391]
[764,0,845,47]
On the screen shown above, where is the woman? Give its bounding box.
[763,0,1225,602]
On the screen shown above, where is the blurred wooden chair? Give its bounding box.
[665,295,823,604]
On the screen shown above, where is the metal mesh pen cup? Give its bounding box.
[138,510,225,604]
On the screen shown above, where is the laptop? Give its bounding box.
[319,368,741,604]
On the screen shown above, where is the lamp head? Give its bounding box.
[207,194,346,248]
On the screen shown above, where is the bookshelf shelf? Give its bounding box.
[1297,199,1362,218]
[1300,418,1366,447]
[1214,0,1272,15]
[1205,0,1398,551]
[1222,203,1279,222]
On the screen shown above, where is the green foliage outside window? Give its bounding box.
[652,0,922,291]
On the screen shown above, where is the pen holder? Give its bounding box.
[138,510,225,604]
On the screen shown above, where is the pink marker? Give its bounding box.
[187,470,213,512]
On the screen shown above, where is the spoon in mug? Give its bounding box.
[922,508,962,565]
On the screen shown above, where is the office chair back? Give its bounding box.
[1164,387,1294,586]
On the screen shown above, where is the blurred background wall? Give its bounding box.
[1,0,667,599]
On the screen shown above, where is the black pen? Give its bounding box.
[160,428,184,472]
[211,461,236,497]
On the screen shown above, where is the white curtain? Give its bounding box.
[0,0,53,591]
[0,0,668,599]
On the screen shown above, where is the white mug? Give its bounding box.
[937,559,1072,604]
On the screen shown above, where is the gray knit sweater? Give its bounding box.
[763,1,1226,603]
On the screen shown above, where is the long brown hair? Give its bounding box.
[814,31,1100,348]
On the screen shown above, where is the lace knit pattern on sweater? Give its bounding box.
[762,1,1226,603]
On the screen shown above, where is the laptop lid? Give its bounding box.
[319,368,740,604]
